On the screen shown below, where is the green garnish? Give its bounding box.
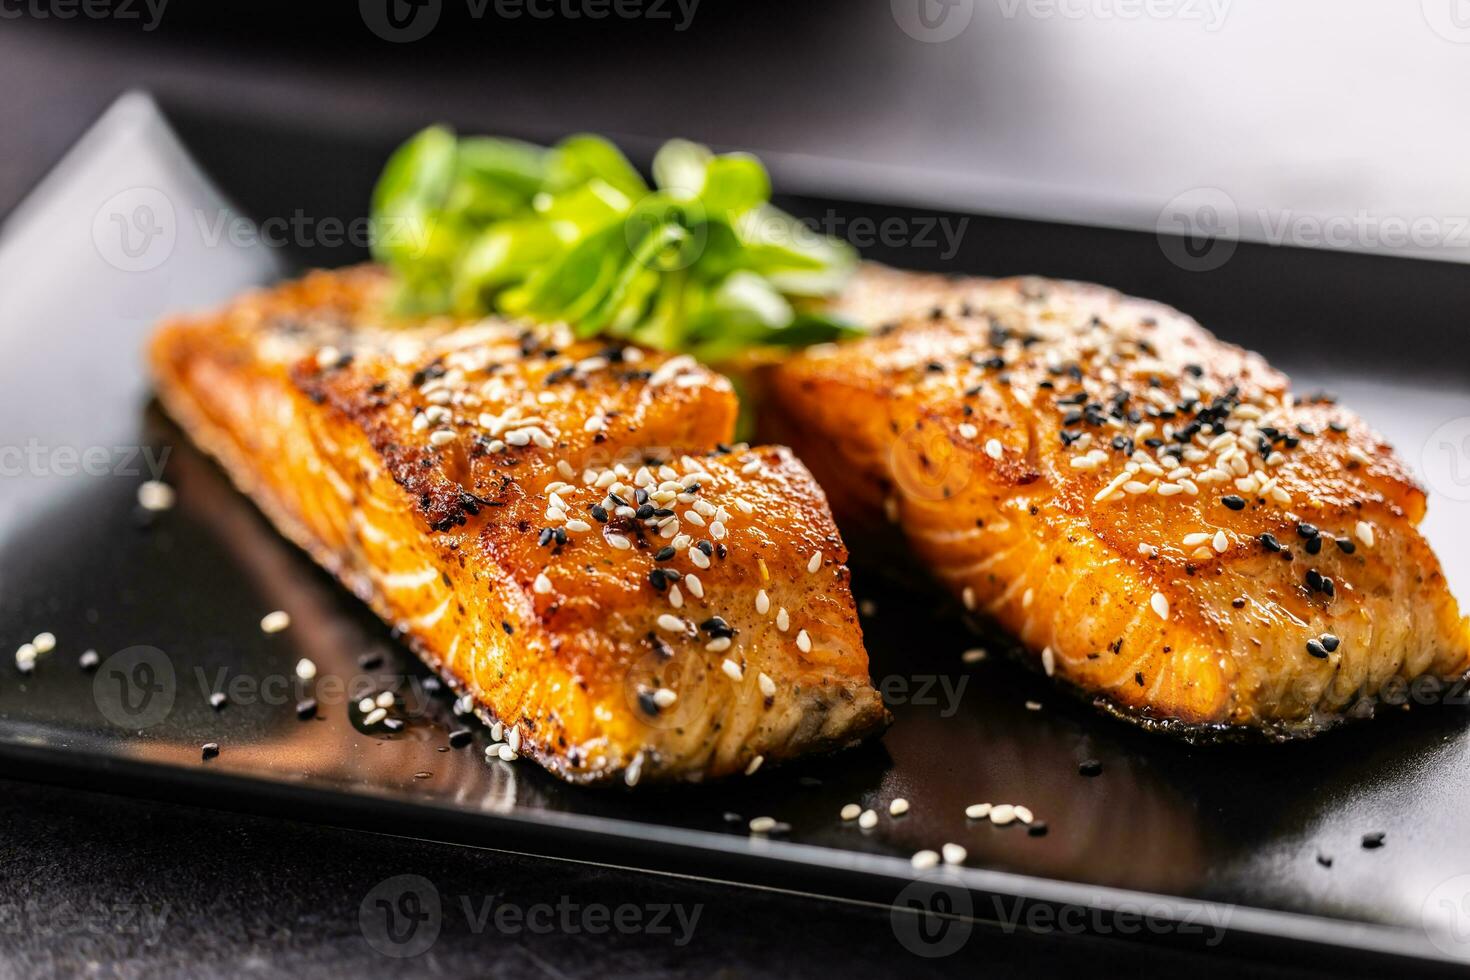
[370,127,860,358]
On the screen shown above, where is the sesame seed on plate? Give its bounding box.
[889,798,910,816]
[962,648,987,664]
[78,650,99,671]
[942,843,968,865]
[840,803,862,821]
[363,707,387,726]
[989,804,1017,826]
[745,755,764,775]
[137,480,175,512]
[858,809,878,829]
[911,850,940,870]
[749,816,777,834]
[498,744,518,762]
[260,610,291,634]
[965,803,992,820]
[295,658,317,681]
[1014,805,1034,824]
[1041,646,1055,676]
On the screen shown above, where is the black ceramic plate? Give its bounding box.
[3,93,1470,971]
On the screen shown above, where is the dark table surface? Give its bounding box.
[0,12,1457,978]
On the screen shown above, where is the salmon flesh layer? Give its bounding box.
[148,266,887,785]
[766,264,1470,738]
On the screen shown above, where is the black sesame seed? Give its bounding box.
[448,728,473,748]
[1079,759,1103,777]
[1260,533,1283,552]
[648,570,668,592]
[1320,633,1340,652]
[537,527,554,547]
[1316,853,1333,868]
[1298,523,1320,539]
[1028,821,1049,837]
[1306,638,1329,659]
[1232,597,1247,609]
[696,540,714,556]
[655,546,676,562]
[1306,568,1324,592]
[637,690,661,717]
[358,652,384,669]
[635,504,655,520]
[296,698,317,720]
[209,691,228,710]
[553,527,567,545]
[590,504,609,523]
[634,488,649,505]
[1362,832,1386,849]
[1335,537,1356,554]
[1222,495,1246,511]
[1305,536,1322,555]
[201,742,220,760]
[501,621,514,635]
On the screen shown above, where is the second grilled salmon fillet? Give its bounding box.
[769,265,1470,738]
[148,266,886,784]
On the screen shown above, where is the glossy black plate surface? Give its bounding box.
[2,93,1470,970]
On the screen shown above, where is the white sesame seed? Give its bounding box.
[958,422,979,440]
[294,658,317,681]
[689,548,711,570]
[1182,532,1211,548]
[745,755,764,775]
[989,804,1017,826]
[1212,530,1229,554]
[776,607,790,632]
[1150,591,1169,621]
[961,648,987,664]
[889,798,910,816]
[708,521,727,540]
[651,687,678,709]
[840,803,862,821]
[683,510,706,527]
[358,697,375,713]
[962,587,976,611]
[1348,446,1373,466]
[79,649,99,670]
[32,632,56,654]
[657,614,685,632]
[669,585,684,608]
[965,803,992,820]
[15,643,37,672]
[807,552,822,574]
[758,672,776,698]
[1022,588,1034,609]
[1014,805,1034,825]
[684,574,704,599]
[795,629,812,653]
[985,438,1004,460]
[911,850,940,870]
[137,480,175,512]
[376,690,395,709]
[260,610,291,633]
[942,843,968,865]
[706,637,731,653]
[363,707,387,726]
[1356,520,1375,548]
[1025,700,1042,711]
[429,429,456,447]
[721,659,744,681]
[606,533,632,550]
[508,727,521,752]
[497,743,518,762]
[749,816,777,834]
[858,808,878,829]
[533,572,553,595]
[564,519,591,533]
[755,590,770,615]
[741,461,761,475]
[1041,646,1055,676]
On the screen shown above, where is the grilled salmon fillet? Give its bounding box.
[148,266,887,785]
[769,265,1470,738]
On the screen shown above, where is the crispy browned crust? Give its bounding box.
[149,266,887,785]
[768,264,1470,736]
